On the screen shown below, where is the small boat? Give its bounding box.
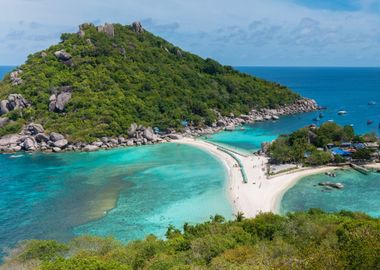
[240,127,245,131]
[350,124,354,127]
[368,101,377,106]
[367,120,373,125]
[338,110,347,115]
[318,106,328,110]
[312,117,320,122]
[328,119,334,122]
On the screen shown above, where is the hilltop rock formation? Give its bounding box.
[132,21,144,33]
[0,21,317,152]
[97,23,115,37]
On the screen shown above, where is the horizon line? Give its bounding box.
[1,64,380,68]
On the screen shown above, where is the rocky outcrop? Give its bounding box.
[127,123,138,137]
[22,137,37,151]
[132,21,144,33]
[0,94,30,115]
[35,133,50,143]
[54,50,72,61]
[50,132,65,142]
[143,127,156,141]
[0,98,318,154]
[53,139,68,148]
[27,123,44,135]
[0,117,9,128]
[54,50,73,66]
[83,145,99,152]
[97,23,115,37]
[0,101,9,115]
[10,70,23,85]
[49,87,72,112]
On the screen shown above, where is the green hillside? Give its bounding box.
[2,210,379,269]
[0,22,299,141]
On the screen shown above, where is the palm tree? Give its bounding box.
[235,211,245,222]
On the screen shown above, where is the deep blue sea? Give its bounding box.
[208,67,380,152]
[1,66,380,258]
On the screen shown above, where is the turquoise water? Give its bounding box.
[208,67,380,152]
[280,169,380,217]
[0,144,232,258]
[1,65,380,255]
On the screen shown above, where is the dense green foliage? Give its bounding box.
[0,23,299,141]
[269,122,378,165]
[2,210,379,269]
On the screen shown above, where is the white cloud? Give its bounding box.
[0,0,379,66]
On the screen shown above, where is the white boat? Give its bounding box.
[337,110,347,115]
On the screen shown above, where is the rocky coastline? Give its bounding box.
[0,98,318,154]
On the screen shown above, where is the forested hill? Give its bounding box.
[1,211,380,269]
[0,22,299,141]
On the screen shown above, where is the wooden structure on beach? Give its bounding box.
[217,147,249,184]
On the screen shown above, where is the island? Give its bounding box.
[0,22,317,153]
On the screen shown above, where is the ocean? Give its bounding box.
[1,66,380,257]
[207,67,380,152]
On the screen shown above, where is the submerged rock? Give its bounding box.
[318,182,344,189]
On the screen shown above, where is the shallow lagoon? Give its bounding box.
[0,144,232,257]
[280,169,380,217]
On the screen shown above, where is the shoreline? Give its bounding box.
[176,137,341,217]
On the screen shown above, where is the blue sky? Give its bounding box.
[0,0,379,66]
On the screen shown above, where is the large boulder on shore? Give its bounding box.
[53,139,68,148]
[50,132,65,142]
[27,123,44,135]
[83,145,99,152]
[128,123,138,137]
[35,133,50,143]
[22,137,37,151]
[168,134,183,140]
[0,134,22,146]
[143,127,156,141]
